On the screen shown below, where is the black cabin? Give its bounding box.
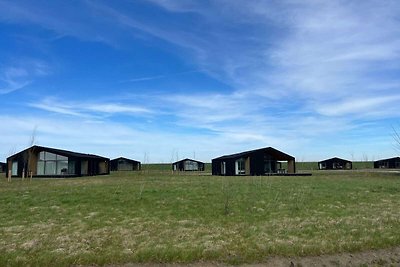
[318,157,352,170]
[6,145,110,178]
[374,157,400,169]
[172,158,205,171]
[110,157,141,171]
[212,147,295,176]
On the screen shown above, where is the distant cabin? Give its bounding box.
[0,162,6,173]
[374,157,400,169]
[110,157,141,171]
[6,145,110,178]
[212,147,295,176]
[318,157,352,170]
[172,158,205,171]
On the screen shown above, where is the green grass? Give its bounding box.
[1,170,400,266]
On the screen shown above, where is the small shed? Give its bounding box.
[110,157,141,171]
[374,157,400,169]
[318,157,352,170]
[172,158,205,171]
[0,162,6,173]
[6,145,110,178]
[212,147,295,176]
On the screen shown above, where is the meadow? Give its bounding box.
[0,166,400,266]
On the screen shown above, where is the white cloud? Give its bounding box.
[29,97,153,118]
[317,95,400,117]
[0,60,49,94]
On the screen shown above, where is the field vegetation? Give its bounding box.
[0,165,399,266]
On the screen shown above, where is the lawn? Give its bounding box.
[0,169,400,266]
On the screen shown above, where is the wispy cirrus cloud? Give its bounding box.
[0,60,49,94]
[29,97,153,118]
[118,0,400,134]
[121,70,202,83]
[316,95,400,117]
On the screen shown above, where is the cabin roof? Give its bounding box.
[318,157,352,164]
[172,158,204,165]
[374,157,400,162]
[7,145,109,160]
[213,147,294,161]
[111,157,141,163]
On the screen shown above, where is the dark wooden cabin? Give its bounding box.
[172,158,205,171]
[374,157,400,169]
[6,145,110,178]
[318,157,352,170]
[0,162,6,173]
[110,157,141,171]
[212,147,295,176]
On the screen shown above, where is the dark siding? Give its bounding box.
[0,162,5,173]
[374,157,400,169]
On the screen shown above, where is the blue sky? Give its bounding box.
[1,0,400,163]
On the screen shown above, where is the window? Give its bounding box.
[184,161,198,171]
[37,161,45,175]
[12,161,18,176]
[221,162,226,175]
[45,161,56,175]
[235,158,245,175]
[118,160,133,171]
[264,160,272,173]
[264,154,276,173]
[57,161,68,174]
[37,151,74,175]
[68,161,76,174]
[333,162,343,169]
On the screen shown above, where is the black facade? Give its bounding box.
[0,162,5,173]
[110,157,141,171]
[172,158,205,171]
[212,147,296,176]
[374,157,400,169]
[6,145,110,178]
[318,157,352,170]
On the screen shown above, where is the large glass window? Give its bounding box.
[37,151,73,175]
[68,161,76,174]
[184,161,198,171]
[37,161,45,175]
[57,161,68,174]
[235,158,245,175]
[45,161,56,175]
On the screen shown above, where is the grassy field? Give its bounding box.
[1,169,400,266]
